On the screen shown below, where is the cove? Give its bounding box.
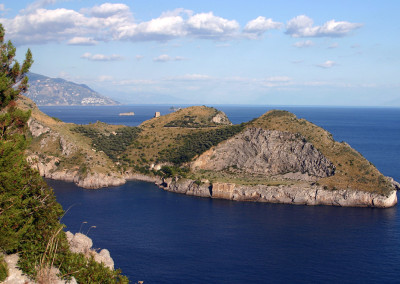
[50,178,400,283]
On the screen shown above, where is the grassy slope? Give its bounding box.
[125,106,232,167]
[19,97,393,196]
[249,110,392,196]
[17,96,119,176]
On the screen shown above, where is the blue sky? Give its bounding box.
[1,0,399,105]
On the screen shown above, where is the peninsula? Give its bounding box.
[19,96,398,208]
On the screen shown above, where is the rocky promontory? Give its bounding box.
[158,177,398,208]
[18,96,398,208]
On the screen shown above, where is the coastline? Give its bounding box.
[40,170,398,208]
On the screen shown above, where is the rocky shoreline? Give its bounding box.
[37,167,398,208]
[158,177,398,208]
[2,232,114,284]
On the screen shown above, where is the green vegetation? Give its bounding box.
[0,24,128,282]
[72,124,141,161]
[0,254,8,281]
[158,124,246,164]
[163,107,222,128]
[164,115,219,128]
[155,165,190,178]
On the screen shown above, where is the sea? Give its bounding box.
[40,105,400,283]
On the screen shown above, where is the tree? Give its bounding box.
[0,24,129,283]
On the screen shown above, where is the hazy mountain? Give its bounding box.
[25,73,119,106]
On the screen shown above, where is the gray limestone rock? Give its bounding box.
[192,127,335,180]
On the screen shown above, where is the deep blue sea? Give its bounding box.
[42,105,400,283]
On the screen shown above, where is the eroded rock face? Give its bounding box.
[66,231,114,270]
[192,128,335,180]
[159,179,398,208]
[28,118,50,137]
[211,111,232,125]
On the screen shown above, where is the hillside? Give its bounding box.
[19,96,399,207]
[26,72,119,106]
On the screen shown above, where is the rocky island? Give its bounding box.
[18,95,399,208]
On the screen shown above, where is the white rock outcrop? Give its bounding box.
[159,178,398,208]
[66,232,114,269]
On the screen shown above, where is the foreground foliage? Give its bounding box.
[0,24,128,282]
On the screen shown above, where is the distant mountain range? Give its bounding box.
[25,73,119,106]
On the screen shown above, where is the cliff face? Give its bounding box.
[19,95,127,189]
[192,128,335,181]
[159,178,398,208]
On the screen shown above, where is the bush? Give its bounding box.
[73,125,141,161]
[158,123,246,164]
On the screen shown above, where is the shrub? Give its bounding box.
[158,123,246,164]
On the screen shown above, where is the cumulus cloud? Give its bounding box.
[316,60,336,68]
[1,2,363,46]
[68,37,98,45]
[119,16,187,41]
[88,3,131,18]
[243,16,282,38]
[286,15,362,37]
[81,52,123,61]
[135,55,144,61]
[293,40,314,48]
[153,54,185,62]
[186,12,239,39]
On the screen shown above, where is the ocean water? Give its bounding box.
[42,106,400,283]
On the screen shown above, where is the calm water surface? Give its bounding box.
[43,106,400,283]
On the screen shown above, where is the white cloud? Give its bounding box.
[135,55,144,61]
[243,16,282,38]
[88,3,131,18]
[153,54,185,62]
[23,0,57,14]
[286,15,362,37]
[68,37,98,45]
[120,16,187,41]
[160,8,193,18]
[316,60,336,68]
[0,4,5,11]
[293,40,314,48]
[81,52,123,61]
[186,12,239,39]
[1,2,362,46]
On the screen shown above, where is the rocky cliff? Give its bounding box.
[17,96,126,189]
[159,178,398,208]
[192,127,335,181]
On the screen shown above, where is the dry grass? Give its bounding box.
[249,110,393,195]
[36,226,64,284]
[127,106,231,165]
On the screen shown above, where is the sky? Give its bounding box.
[1,0,399,106]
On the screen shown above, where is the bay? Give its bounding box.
[42,105,400,283]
